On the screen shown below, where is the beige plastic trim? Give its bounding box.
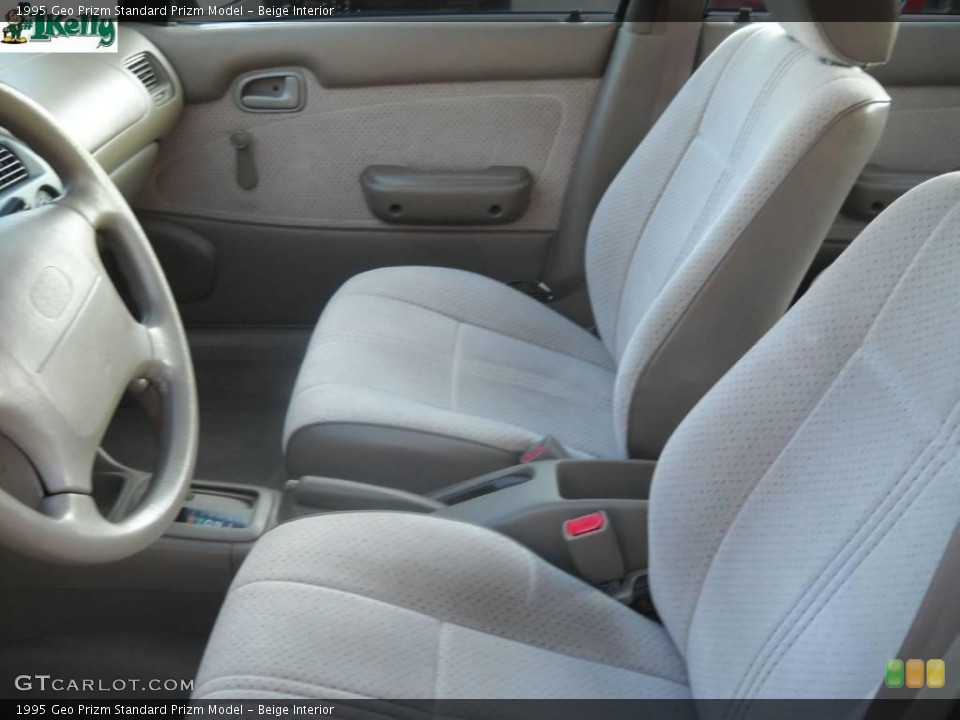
[109,143,160,202]
[360,165,533,225]
[0,26,182,174]
[136,21,618,103]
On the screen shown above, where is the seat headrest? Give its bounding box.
[765,0,900,67]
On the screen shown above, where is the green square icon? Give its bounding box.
[885,659,904,688]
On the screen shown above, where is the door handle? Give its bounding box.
[235,72,304,112]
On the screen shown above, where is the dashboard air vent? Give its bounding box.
[125,53,166,103]
[0,144,29,194]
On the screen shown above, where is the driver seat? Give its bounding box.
[282,3,899,494]
[194,172,960,700]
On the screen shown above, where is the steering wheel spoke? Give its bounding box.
[40,489,104,525]
[0,83,197,564]
[56,177,116,227]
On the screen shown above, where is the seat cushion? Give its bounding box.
[285,266,620,494]
[193,512,690,700]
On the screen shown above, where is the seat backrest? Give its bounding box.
[585,9,897,459]
[650,172,960,699]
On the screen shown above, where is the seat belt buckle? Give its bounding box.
[562,511,625,584]
[606,570,661,621]
[520,436,569,463]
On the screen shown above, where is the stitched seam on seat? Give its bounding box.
[294,381,470,410]
[711,199,960,703]
[638,42,812,306]
[620,97,889,460]
[434,623,449,700]
[651,72,881,325]
[603,31,755,353]
[644,47,805,316]
[789,23,854,67]
[307,329,460,368]
[683,351,859,660]
[202,689,310,700]
[684,197,960,665]
[341,291,613,371]
[195,674,372,700]
[229,579,689,686]
[638,101,898,616]
[606,135,698,357]
[855,345,942,435]
[294,327,616,455]
[299,330,615,404]
[733,200,960,700]
[736,202,960,699]
[524,540,540,607]
[458,358,614,407]
[197,673,523,720]
[450,323,463,412]
[605,27,772,356]
[742,406,960,705]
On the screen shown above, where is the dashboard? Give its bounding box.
[0,26,182,212]
[0,133,62,217]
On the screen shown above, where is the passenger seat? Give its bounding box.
[283,1,900,494]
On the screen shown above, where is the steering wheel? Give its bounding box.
[0,83,198,564]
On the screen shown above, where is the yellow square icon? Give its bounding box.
[905,659,925,688]
[926,659,945,689]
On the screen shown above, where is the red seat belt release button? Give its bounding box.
[564,512,607,537]
[562,511,625,584]
[521,442,549,464]
[520,436,570,463]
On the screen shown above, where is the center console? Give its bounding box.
[275,458,656,585]
[6,454,653,601]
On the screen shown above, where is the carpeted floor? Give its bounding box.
[0,585,225,700]
[104,328,310,488]
[0,633,206,699]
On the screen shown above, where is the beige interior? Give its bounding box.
[0,1,957,704]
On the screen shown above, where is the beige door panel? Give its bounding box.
[136,21,614,233]
[869,85,960,175]
[138,74,601,232]
[132,20,617,326]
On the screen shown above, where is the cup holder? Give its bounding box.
[555,460,655,501]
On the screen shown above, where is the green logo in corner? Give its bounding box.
[1,4,31,43]
[2,3,116,49]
